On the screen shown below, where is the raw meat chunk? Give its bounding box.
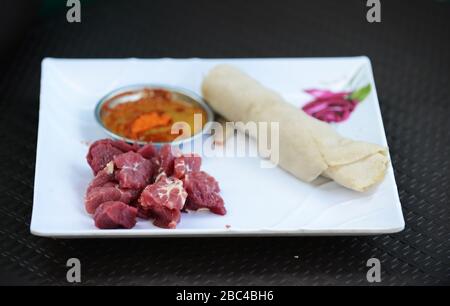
[147,206,181,229]
[86,161,115,194]
[158,144,181,176]
[140,175,187,210]
[94,201,137,229]
[184,171,220,192]
[86,139,138,174]
[85,186,141,214]
[143,156,161,183]
[87,140,123,174]
[137,205,151,220]
[84,138,226,230]
[85,160,141,213]
[183,171,226,215]
[85,186,122,214]
[114,151,153,189]
[139,175,187,228]
[173,154,202,179]
[85,182,141,214]
[118,188,141,204]
[138,143,158,159]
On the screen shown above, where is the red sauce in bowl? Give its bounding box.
[100,89,207,143]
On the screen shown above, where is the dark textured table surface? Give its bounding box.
[0,0,448,285]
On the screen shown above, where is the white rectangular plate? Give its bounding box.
[31,57,404,237]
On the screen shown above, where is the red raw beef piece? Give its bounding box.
[94,201,137,229]
[85,186,122,214]
[158,144,181,176]
[86,139,138,174]
[147,205,181,229]
[137,205,151,220]
[85,186,141,214]
[150,157,161,181]
[139,175,187,211]
[173,154,202,179]
[139,175,187,228]
[183,171,226,215]
[138,143,158,159]
[119,188,141,204]
[85,160,141,213]
[114,151,154,189]
[86,161,115,194]
[87,140,123,175]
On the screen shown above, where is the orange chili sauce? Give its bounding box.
[100,89,207,143]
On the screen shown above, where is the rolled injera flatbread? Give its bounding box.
[201,64,388,192]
